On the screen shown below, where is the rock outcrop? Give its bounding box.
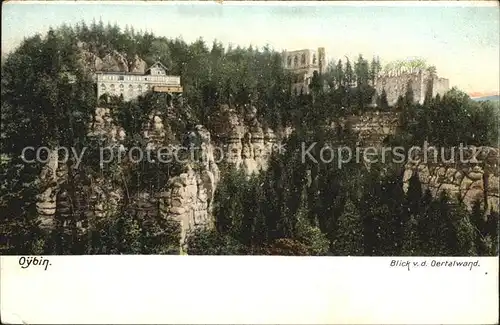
[211,104,279,175]
[36,149,59,230]
[77,42,148,74]
[88,107,126,145]
[78,50,104,72]
[403,146,499,213]
[36,106,128,231]
[142,110,170,150]
[37,150,125,233]
[101,51,129,72]
[129,54,148,74]
[337,111,401,147]
[160,125,220,250]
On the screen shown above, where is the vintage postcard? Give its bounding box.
[1,1,499,324]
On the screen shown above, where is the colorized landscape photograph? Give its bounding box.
[1,2,499,256]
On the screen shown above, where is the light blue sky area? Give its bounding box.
[2,1,499,94]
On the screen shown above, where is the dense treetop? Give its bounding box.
[1,21,498,256]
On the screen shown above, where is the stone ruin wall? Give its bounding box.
[432,77,450,98]
[375,71,450,106]
[403,146,499,214]
[375,73,425,106]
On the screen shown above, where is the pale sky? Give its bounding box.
[2,1,499,95]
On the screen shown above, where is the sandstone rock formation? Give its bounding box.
[338,111,401,147]
[129,54,148,74]
[79,50,104,72]
[84,176,124,221]
[211,104,279,175]
[251,125,265,170]
[226,127,243,169]
[160,165,208,249]
[37,151,125,233]
[101,51,129,72]
[160,125,220,250]
[33,99,498,254]
[88,107,126,146]
[36,102,221,251]
[77,42,149,74]
[36,149,59,230]
[143,110,169,150]
[403,146,499,213]
[262,127,277,170]
[36,106,127,231]
[194,125,220,184]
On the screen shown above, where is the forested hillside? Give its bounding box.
[1,21,498,255]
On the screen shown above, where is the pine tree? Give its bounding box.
[407,172,422,216]
[369,56,381,85]
[333,198,363,256]
[335,59,344,90]
[380,89,389,110]
[401,214,419,255]
[470,200,487,255]
[483,210,498,256]
[294,183,329,255]
[449,200,477,256]
[344,59,354,88]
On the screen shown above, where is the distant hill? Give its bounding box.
[471,95,500,102]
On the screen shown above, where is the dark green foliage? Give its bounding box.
[0,157,44,254]
[404,88,499,147]
[379,89,389,110]
[204,114,498,256]
[332,198,363,256]
[186,228,246,255]
[81,211,181,255]
[1,21,498,256]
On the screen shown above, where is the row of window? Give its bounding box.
[99,85,151,94]
[98,75,171,82]
[286,53,317,68]
[150,68,166,75]
[101,83,150,89]
[99,88,146,95]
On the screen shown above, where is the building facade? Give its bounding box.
[281,47,326,95]
[96,62,182,101]
[375,70,449,106]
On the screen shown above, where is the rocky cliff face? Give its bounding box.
[36,149,125,232]
[77,42,148,73]
[142,110,170,150]
[158,125,220,250]
[35,106,220,251]
[88,107,126,144]
[403,146,499,213]
[338,111,401,147]
[128,54,148,74]
[209,104,278,175]
[36,150,59,230]
[34,103,498,251]
[36,105,128,232]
